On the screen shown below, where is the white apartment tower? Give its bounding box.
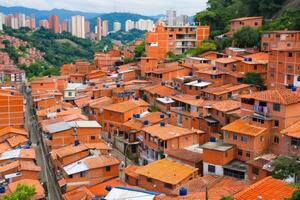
[113,21,121,32]
[102,20,109,36]
[71,15,85,38]
[125,20,135,32]
[166,10,177,26]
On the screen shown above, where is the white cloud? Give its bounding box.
[0,0,207,15]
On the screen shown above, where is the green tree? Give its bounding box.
[272,156,298,180]
[243,72,264,88]
[289,189,300,200]
[4,184,36,200]
[233,26,260,48]
[134,41,145,58]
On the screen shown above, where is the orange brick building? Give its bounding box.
[0,90,24,129]
[228,16,263,36]
[145,23,210,59]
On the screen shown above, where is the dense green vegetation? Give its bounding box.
[134,40,146,58]
[3,184,36,200]
[3,26,112,67]
[243,72,264,89]
[272,156,299,181]
[194,0,298,37]
[233,27,260,48]
[107,29,146,44]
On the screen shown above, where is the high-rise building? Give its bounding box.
[39,19,49,29]
[5,14,14,28]
[96,17,102,41]
[178,15,189,26]
[166,10,177,26]
[135,19,154,32]
[11,16,19,29]
[113,21,121,32]
[30,16,36,30]
[48,15,59,33]
[85,20,90,33]
[16,13,26,28]
[61,20,68,32]
[71,15,85,38]
[102,20,109,37]
[0,13,4,31]
[125,20,135,32]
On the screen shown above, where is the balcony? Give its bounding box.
[253,105,268,115]
[140,151,156,163]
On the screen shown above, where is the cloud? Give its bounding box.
[0,0,207,15]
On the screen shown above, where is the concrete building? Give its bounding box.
[0,13,4,31]
[113,21,121,32]
[166,10,177,26]
[48,15,59,33]
[85,20,90,34]
[135,19,154,32]
[96,17,102,41]
[178,15,189,26]
[39,19,49,29]
[125,20,135,32]
[30,16,36,30]
[71,15,85,38]
[16,13,26,28]
[102,20,109,37]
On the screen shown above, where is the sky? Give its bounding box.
[0,0,207,16]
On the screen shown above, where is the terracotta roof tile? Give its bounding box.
[84,155,120,169]
[124,165,140,179]
[135,159,198,185]
[88,178,127,197]
[0,161,19,173]
[0,143,12,154]
[6,135,28,148]
[281,120,300,138]
[0,127,28,138]
[19,160,41,172]
[103,98,149,113]
[234,176,296,200]
[63,186,95,200]
[215,58,238,64]
[202,84,250,96]
[231,16,263,21]
[142,123,194,140]
[144,84,179,97]
[166,149,202,163]
[222,119,266,136]
[241,89,300,105]
[212,100,241,112]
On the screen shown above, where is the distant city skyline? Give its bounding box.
[0,0,207,16]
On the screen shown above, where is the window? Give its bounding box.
[246,152,250,157]
[40,83,43,86]
[287,75,292,80]
[288,52,293,57]
[91,136,96,140]
[274,120,279,128]
[241,135,248,142]
[233,134,238,140]
[273,103,281,112]
[252,167,259,175]
[238,150,243,156]
[164,183,173,189]
[254,22,258,26]
[274,136,279,144]
[241,98,254,105]
[68,174,73,178]
[208,165,215,173]
[254,65,257,70]
[291,138,300,146]
[105,166,111,172]
[225,132,230,139]
[147,177,153,182]
[80,171,87,177]
[109,112,113,116]
[189,85,192,90]
[288,65,293,71]
[68,92,72,96]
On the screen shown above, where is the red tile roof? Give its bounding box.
[234,176,296,200]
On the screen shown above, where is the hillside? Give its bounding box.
[107,29,146,44]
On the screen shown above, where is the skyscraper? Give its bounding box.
[0,13,4,31]
[113,21,121,32]
[178,15,189,26]
[102,20,108,37]
[16,13,26,28]
[30,16,36,30]
[71,15,85,38]
[96,17,102,41]
[166,10,177,26]
[125,20,135,32]
[85,20,90,33]
[39,19,49,29]
[135,19,154,31]
[48,15,59,33]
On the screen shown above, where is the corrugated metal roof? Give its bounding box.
[105,187,156,200]
[68,121,101,128]
[0,149,21,160]
[63,159,89,175]
[46,121,72,134]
